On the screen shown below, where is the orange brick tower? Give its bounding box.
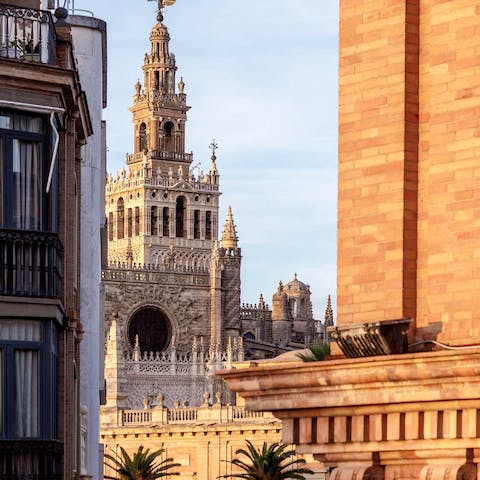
[337,0,480,346]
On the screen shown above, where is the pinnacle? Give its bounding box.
[221,206,238,249]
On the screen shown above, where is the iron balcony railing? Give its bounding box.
[0,439,63,480]
[0,229,63,298]
[0,4,56,64]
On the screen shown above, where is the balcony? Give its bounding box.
[0,439,62,480]
[0,229,63,298]
[0,4,56,64]
[126,150,194,164]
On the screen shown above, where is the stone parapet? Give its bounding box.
[219,349,480,471]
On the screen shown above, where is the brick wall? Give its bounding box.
[337,0,480,345]
[338,0,419,327]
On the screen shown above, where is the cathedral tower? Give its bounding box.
[105,4,220,268]
[102,1,241,408]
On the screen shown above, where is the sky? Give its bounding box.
[72,0,339,320]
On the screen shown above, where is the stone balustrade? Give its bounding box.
[118,400,272,427]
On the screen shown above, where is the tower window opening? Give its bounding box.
[164,122,174,151]
[117,198,124,240]
[163,206,170,237]
[139,123,147,152]
[108,212,113,241]
[154,71,160,90]
[194,209,200,239]
[176,196,186,238]
[135,206,140,236]
[205,211,212,240]
[151,206,158,236]
[127,208,133,238]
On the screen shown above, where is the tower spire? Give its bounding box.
[325,294,334,327]
[221,206,239,249]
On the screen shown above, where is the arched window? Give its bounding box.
[164,121,174,151]
[135,207,140,236]
[193,209,200,239]
[128,307,172,353]
[139,123,147,152]
[243,332,255,342]
[162,207,169,236]
[127,208,132,237]
[205,211,212,240]
[151,206,158,236]
[176,196,186,238]
[117,198,124,240]
[108,212,113,241]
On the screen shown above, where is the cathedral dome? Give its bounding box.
[285,273,309,293]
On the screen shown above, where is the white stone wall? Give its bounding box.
[70,14,107,480]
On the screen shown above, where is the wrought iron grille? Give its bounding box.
[0,229,63,298]
[0,4,56,64]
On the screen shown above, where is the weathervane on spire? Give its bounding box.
[209,139,219,158]
[148,0,176,22]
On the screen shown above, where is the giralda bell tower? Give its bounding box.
[103,0,242,395]
[106,0,223,270]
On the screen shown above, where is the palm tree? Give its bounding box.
[296,342,330,362]
[222,441,313,480]
[104,445,180,480]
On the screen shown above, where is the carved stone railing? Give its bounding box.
[126,150,193,165]
[0,439,63,479]
[119,402,272,427]
[0,4,56,64]
[102,263,210,286]
[0,229,63,298]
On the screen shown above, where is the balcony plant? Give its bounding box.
[104,445,180,480]
[296,342,330,362]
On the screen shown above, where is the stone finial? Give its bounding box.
[215,392,221,405]
[202,392,210,406]
[143,397,150,410]
[157,393,164,407]
[325,294,334,327]
[135,79,142,97]
[220,206,239,249]
[259,293,265,309]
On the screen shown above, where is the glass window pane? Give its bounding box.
[14,349,40,438]
[0,320,42,342]
[12,139,43,230]
[0,111,43,133]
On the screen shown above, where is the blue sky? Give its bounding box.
[75,0,339,320]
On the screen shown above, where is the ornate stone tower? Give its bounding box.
[102,2,242,409]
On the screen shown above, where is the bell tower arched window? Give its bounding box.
[176,196,186,238]
[164,122,174,152]
[139,123,147,152]
[162,207,169,237]
[205,211,212,240]
[117,198,124,240]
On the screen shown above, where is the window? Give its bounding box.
[162,207,169,237]
[164,122,174,151]
[128,307,171,353]
[0,110,56,231]
[108,212,114,241]
[205,211,212,240]
[176,196,185,238]
[194,209,200,239]
[139,123,147,152]
[117,198,124,240]
[151,206,158,236]
[127,208,132,238]
[135,207,140,236]
[0,319,57,439]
